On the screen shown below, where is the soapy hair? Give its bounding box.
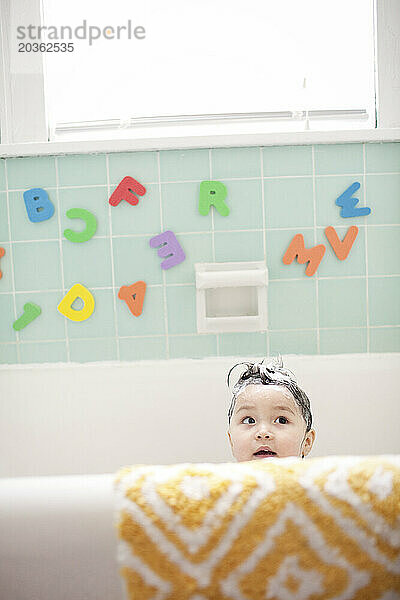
[227,356,313,433]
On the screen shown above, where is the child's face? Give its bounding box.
[227,383,315,462]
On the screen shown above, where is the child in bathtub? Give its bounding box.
[227,356,315,462]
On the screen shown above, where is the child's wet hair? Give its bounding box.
[227,356,313,433]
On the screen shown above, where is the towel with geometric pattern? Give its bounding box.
[113,455,400,599]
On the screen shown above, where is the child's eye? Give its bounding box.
[275,416,289,424]
[242,416,255,424]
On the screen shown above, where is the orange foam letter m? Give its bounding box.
[282,234,326,277]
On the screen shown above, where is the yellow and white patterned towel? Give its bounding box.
[113,455,400,599]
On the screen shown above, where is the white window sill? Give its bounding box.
[1,127,400,158]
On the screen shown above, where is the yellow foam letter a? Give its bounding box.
[57,283,95,322]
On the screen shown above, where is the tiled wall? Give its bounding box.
[0,142,399,364]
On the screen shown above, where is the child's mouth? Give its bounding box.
[253,450,277,457]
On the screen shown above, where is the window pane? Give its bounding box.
[42,0,375,127]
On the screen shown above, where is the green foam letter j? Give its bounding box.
[13,302,41,331]
[64,208,97,243]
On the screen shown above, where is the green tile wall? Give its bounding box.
[0,142,399,363]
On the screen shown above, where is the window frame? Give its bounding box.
[0,0,399,156]
[0,0,48,144]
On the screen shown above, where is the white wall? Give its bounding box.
[1,353,399,478]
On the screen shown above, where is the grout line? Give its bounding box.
[55,157,70,361]
[7,185,103,192]
[311,145,320,354]
[209,150,216,263]
[260,149,267,264]
[0,273,400,296]
[1,222,398,247]
[209,148,219,356]
[363,143,370,352]
[3,160,20,362]
[5,171,400,193]
[7,237,74,243]
[273,275,396,281]
[157,151,170,359]
[260,147,270,358]
[269,275,400,282]
[1,273,399,296]
[106,154,120,361]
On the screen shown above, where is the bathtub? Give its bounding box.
[0,473,122,600]
[0,353,399,599]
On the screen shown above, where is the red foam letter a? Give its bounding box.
[118,281,147,317]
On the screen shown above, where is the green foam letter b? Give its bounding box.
[199,181,229,217]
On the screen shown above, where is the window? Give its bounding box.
[0,0,399,145]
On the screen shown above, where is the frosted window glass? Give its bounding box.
[42,0,375,125]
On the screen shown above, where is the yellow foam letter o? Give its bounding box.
[57,283,95,322]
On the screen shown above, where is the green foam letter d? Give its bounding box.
[199,181,229,217]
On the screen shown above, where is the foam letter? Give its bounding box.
[0,247,4,279]
[64,208,97,242]
[325,225,359,260]
[149,230,185,270]
[199,181,229,216]
[335,182,371,218]
[118,281,146,317]
[13,302,41,331]
[109,176,146,207]
[57,283,95,321]
[23,188,55,222]
[283,234,326,276]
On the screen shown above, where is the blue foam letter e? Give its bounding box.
[23,188,55,223]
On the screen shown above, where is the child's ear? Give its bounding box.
[304,428,316,456]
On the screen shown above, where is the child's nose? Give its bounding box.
[255,426,273,439]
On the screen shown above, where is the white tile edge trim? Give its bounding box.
[1,129,400,158]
